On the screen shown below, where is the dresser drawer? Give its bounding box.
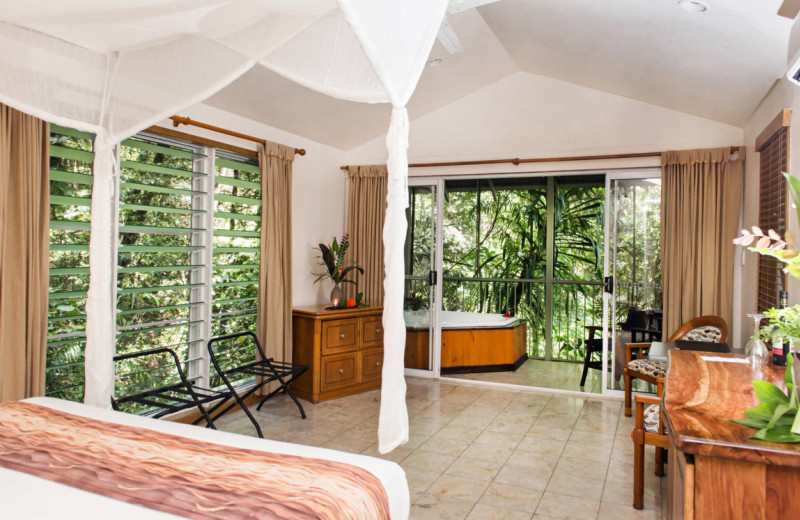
[361,348,384,380]
[321,319,357,355]
[361,316,384,348]
[321,353,358,390]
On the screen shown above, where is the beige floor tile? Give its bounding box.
[418,436,470,457]
[495,462,553,490]
[322,435,375,453]
[461,442,514,464]
[506,448,560,471]
[428,474,491,502]
[403,450,458,472]
[360,443,415,463]
[546,471,605,501]
[602,477,661,510]
[467,503,534,520]
[480,482,543,513]
[474,429,526,448]
[597,501,661,520]
[404,467,443,493]
[446,455,505,481]
[561,440,613,463]
[534,491,600,520]
[411,493,476,520]
[516,436,566,457]
[554,456,609,481]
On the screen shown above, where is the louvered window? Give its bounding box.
[47,125,95,401]
[46,128,261,400]
[756,111,790,312]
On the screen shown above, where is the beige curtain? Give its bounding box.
[256,142,294,366]
[345,165,388,306]
[661,147,744,338]
[0,104,49,402]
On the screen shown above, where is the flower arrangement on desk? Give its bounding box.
[312,234,365,308]
[732,172,800,442]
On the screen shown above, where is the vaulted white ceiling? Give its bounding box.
[205,0,794,150]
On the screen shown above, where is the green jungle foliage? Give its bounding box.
[404,177,662,363]
[47,127,261,405]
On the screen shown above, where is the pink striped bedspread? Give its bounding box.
[0,401,390,519]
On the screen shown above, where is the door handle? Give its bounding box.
[604,276,614,294]
[429,270,438,286]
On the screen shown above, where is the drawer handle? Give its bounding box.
[375,328,382,334]
[339,368,344,374]
[375,361,381,367]
[339,333,346,339]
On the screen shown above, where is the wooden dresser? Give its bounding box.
[663,351,800,519]
[291,305,383,403]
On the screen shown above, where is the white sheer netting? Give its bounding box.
[0,0,449,454]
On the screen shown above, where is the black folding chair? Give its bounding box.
[208,332,309,438]
[111,347,234,430]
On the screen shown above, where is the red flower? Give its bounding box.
[346,298,357,308]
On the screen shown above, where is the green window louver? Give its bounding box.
[212,151,260,339]
[46,129,265,403]
[46,124,95,402]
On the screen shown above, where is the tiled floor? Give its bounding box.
[215,378,665,520]
[448,359,656,396]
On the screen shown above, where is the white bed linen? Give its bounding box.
[0,397,409,519]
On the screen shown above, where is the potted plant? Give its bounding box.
[313,234,364,308]
[733,173,800,441]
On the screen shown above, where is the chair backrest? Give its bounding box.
[620,308,648,331]
[207,332,265,388]
[112,347,192,414]
[667,315,728,344]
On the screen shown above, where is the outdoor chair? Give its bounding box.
[207,332,309,438]
[112,347,246,431]
[623,315,727,416]
[579,325,604,387]
[631,393,668,509]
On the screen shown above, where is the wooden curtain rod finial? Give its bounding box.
[169,115,306,157]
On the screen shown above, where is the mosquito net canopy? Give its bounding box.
[0,0,448,453]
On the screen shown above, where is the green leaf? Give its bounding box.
[355,292,363,304]
[752,427,800,443]
[767,403,796,430]
[793,405,800,435]
[745,403,778,420]
[730,417,770,429]
[752,380,790,411]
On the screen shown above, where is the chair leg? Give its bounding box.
[633,434,645,509]
[580,355,591,387]
[624,372,632,416]
[655,446,665,477]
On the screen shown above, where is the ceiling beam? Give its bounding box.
[779,0,800,19]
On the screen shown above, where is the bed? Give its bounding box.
[0,397,409,519]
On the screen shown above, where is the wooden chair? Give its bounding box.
[579,325,604,387]
[631,393,668,509]
[623,315,727,416]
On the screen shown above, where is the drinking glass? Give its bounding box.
[745,313,769,367]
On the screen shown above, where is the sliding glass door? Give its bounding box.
[602,172,662,393]
[403,180,439,376]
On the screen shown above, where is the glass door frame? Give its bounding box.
[404,177,444,379]
[601,168,661,397]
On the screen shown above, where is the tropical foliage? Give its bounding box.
[313,234,363,286]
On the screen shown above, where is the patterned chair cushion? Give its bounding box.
[627,358,667,378]
[682,326,722,342]
[643,404,660,433]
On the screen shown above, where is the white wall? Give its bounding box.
[348,71,744,167]
[153,104,348,307]
[738,78,800,347]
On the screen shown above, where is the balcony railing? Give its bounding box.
[404,275,661,362]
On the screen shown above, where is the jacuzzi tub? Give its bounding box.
[404,310,527,373]
[404,310,520,330]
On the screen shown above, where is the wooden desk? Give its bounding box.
[663,351,800,519]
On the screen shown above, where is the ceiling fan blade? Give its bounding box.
[779,0,800,19]
[447,0,503,15]
[438,16,464,54]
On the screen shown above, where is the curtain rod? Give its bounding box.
[338,146,742,171]
[170,116,306,156]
